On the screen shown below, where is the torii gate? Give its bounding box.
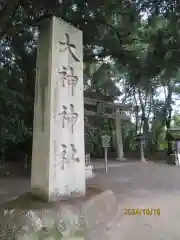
[84,97,132,160]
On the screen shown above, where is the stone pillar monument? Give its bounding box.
[31,17,85,201]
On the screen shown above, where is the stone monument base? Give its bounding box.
[116,157,126,161]
[85,165,95,179]
[0,186,119,239]
[141,158,147,162]
[167,154,180,165]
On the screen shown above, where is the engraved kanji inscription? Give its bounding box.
[54,142,69,172]
[60,144,68,170]
[58,65,78,96]
[70,144,80,162]
[58,33,80,62]
[53,142,80,175]
[69,104,78,134]
[68,66,78,96]
[58,65,67,87]
[58,105,69,128]
[57,104,78,132]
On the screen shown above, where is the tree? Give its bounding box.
[1,0,180,161]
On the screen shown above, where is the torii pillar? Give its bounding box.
[115,108,125,161]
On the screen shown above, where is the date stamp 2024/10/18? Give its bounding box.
[124,208,160,216]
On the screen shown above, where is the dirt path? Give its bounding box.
[87,161,180,239]
[1,161,180,239]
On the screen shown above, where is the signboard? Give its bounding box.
[101,135,111,148]
[101,134,111,172]
[133,134,146,141]
[133,134,146,146]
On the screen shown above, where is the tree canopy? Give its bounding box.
[1,0,180,161]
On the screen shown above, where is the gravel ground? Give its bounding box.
[88,161,180,239]
[1,161,180,239]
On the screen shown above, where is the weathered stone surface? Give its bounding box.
[31,16,85,201]
[0,188,118,239]
[85,166,94,179]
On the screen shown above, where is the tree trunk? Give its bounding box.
[166,106,172,155]
[164,82,173,156]
[137,87,151,156]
